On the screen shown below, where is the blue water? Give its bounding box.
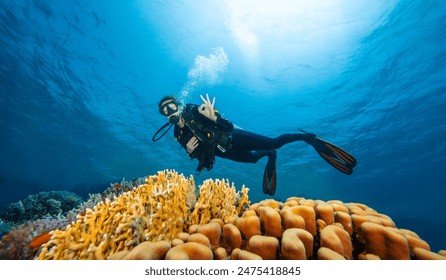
[1,0,445,251]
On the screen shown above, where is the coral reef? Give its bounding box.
[109,196,445,260]
[2,170,445,260]
[0,176,167,260]
[0,190,86,260]
[0,219,13,238]
[0,219,68,260]
[0,191,83,224]
[37,170,249,260]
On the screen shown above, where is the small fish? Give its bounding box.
[30,232,53,251]
[1,234,11,241]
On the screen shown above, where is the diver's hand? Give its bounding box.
[186,136,199,154]
[199,93,217,121]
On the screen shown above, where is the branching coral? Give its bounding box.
[36,170,250,260]
[190,178,249,225]
[0,219,13,239]
[0,191,83,223]
[36,170,193,259]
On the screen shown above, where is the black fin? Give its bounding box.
[311,137,357,175]
[263,150,277,195]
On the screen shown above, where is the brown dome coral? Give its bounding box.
[35,170,444,260]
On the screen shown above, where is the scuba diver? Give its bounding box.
[153,94,357,196]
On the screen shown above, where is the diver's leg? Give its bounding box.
[231,128,313,151]
[218,149,272,163]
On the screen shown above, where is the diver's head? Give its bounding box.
[158,96,181,124]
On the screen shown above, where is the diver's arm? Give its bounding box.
[174,126,199,159]
[213,112,234,132]
[179,137,200,159]
[199,94,217,121]
[192,106,233,133]
[186,136,199,154]
[198,94,231,126]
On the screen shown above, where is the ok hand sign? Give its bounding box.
[199,93,217,122]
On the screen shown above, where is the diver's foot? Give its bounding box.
[268,149,277,160]
[263,149,277,195]
[298,129,317,144]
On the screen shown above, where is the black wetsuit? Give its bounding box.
[174,104,310,170]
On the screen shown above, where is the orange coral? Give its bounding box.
[400,229,430,252]
[231,248,262,260]
[222,223,242,252]
[214,247,227,260]
[281,228,313,260]
[257,206,282,238]
[235,210,261,239]
[280,206,305,230]
[247,235,279,260]
[360,222,410,260]
[317,247,346,260]
[315,201,335,225]
[286,205,317,236]
[334,211,353,235]
[165,242,213,260]
[109,192,439,261]
[197,222,221,248]
[412,248,446,260]
[320,225,352,260]
[121,241,171,260]
[187,233,211,248]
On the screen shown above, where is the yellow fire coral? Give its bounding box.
[190,178,249,225]
[36,170,249,260]
[35,169,445,260]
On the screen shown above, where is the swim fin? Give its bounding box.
[300,129,357,175]
[263,149,277,195]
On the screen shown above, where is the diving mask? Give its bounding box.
[159,99,181,124]
[159,99,179,116]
